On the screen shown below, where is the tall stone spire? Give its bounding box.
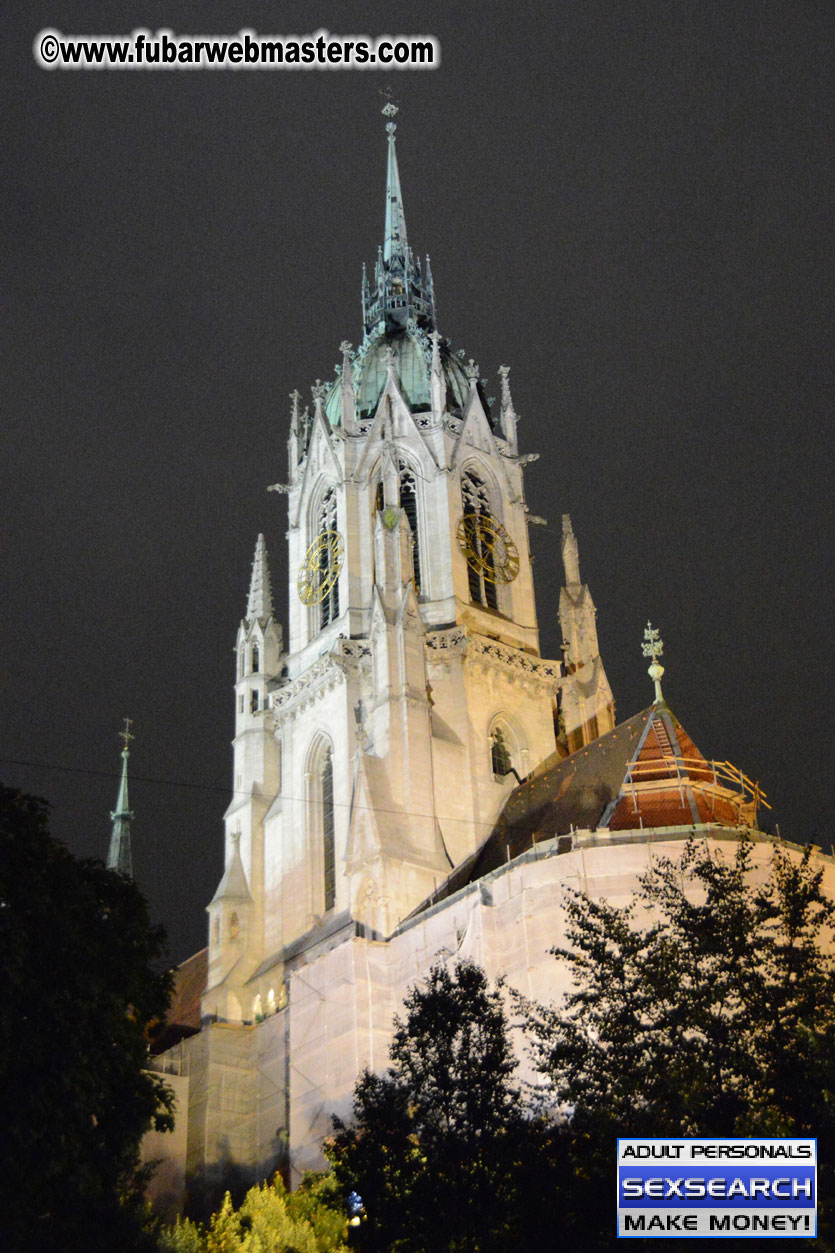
[107,718,134,877]
[246,534,274,623]
[383,104,408,264]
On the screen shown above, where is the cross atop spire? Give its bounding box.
[642,621,665,704]
[107,718,134,876]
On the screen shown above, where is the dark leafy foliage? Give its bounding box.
[0,785,174,1252]
[520,837,835,1250]
[326,960,562,1252]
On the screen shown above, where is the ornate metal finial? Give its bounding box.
[312,379,328,403]
[642,621,665,703]
[382,94,399,125]
[339,340,353,359]
[118,716,134,752]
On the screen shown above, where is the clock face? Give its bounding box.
[297,530,344,604]
[456,514,520,584]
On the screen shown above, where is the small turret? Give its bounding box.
[107,718,134,877]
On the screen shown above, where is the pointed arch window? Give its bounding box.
[251,642,259,673]
[320,747,336,912]
[317,488,340,630]
[461,471,498,610]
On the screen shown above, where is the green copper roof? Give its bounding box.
[324,329,472,424]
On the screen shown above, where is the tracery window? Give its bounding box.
[317,488,340,630]
[461,470,498,610]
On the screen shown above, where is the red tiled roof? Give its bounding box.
[151,947,207,1054]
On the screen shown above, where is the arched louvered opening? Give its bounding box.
[397,460,422,593]
[461,470,498,610]
[371,460,423,594]
[318,488,340,630]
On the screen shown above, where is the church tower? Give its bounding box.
[201,108,614,1020]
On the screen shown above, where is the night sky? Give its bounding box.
[3,2,833,964]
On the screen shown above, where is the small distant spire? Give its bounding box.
[247,534,274,622]
[425,255,436,318]
[642,621,665,704]
[107,718,134,877]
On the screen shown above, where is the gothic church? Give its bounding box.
[151,108,809,1199]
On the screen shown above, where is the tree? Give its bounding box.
[0,785,174,1252]
[520,837,835,1249]
[326,960,561,1252]
[159,1173,349,1252]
